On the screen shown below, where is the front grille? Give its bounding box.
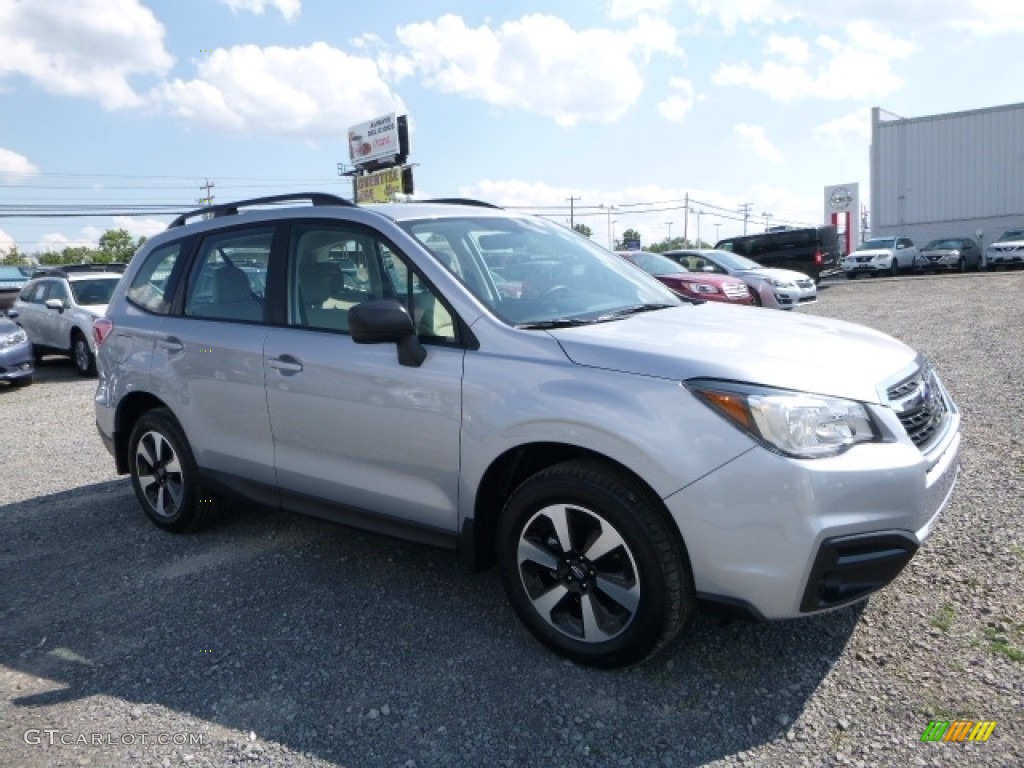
[796,279,814,289]
[856,256,872,263]
[723,284,750,299]
[886,366,949,450]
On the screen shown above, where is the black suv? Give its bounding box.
[714,226,840,282]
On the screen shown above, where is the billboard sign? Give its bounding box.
[348,113,401,167]
[354,166,413,203]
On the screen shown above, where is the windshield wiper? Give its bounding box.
[515,317,597,329]
[595,303,677,321]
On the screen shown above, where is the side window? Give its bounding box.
[21,282,44,303]
[185,227,272,323]
[127,241,183,315]
[289,224,455,343]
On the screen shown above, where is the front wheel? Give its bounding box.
[890,259,899,277]
[497,459,693,668]
[128,409,211,532]
[72,332,96,376]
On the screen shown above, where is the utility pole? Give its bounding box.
[682,193,689,244]
[198,178,215,207]
[566,196,581,228]
[761,211,773,231]
[714,223,722,242]
[664,221,673,241]
[601,203,617,249]
[738,202,752,235]
[695,211,704,247]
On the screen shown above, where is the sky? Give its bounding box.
[1,0,1022,256]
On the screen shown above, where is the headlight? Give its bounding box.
[684,282,718,294]
[1,329,27,347]
[686,381,878,458]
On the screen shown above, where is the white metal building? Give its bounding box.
[870,102,1024,250]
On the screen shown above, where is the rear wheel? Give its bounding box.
[72,331,96,376]
[497,459,693,668]
[128,409,213,532]
[845,272,858,280]
[749,288,762,306]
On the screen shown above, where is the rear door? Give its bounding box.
[151,224,278,495]
[263,221,464,536]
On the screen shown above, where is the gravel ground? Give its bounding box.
[1,270,1021,768]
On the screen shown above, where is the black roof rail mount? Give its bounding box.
[412,198,503,209]
[168,192,355,229]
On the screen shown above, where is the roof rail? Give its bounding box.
[168,192,355,229]
[31,263,127,278]
[411,198,503,209]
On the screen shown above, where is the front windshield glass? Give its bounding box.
[857,238,896,251]
[705,251,761,270]
[70,277,120,306]
[924,239,963,250]
[626,252,688,276]
[997,229,1024,242]
[398,215,681,327]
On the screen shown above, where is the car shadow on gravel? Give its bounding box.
[1,481,861,767]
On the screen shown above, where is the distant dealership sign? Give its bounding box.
[348,113,403,167]
[355,167,410,203]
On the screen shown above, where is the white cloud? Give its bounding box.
[814,108,871,151]
[712,22,914,102]
[0,229,15,253]
[153,43,403,135]
[686,0,1024,36]
[383,14,680,127]
[608,0,673,19]
[0,0,172,109]
[657,78,695,122]
[220,0,301,21]
[39,226,103,251]
[0,148,39,182]
[765,35,810,63]
[733,124,784,164]
[112,216,169,239]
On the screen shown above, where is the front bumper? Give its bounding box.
[665,389,961,620]
[769,287,817,309]
[986,248,1024,265]
[843,255,893,274]
[0,341,34,381]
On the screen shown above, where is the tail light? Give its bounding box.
[814,249,823,265]
[94,317,114,346]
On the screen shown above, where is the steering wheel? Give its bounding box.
[538,284,572,301]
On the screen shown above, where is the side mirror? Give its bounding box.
[349,299,426,367]
[5,308,18,319]
[44,298,66,312]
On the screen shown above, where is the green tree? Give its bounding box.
[573,223,593,238]
[621,228,642,246]
[2,245,29,265]
[97,228,137,262]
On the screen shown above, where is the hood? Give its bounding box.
[659,272,742,288]
[737,267,811,282]
[548,302,916,403]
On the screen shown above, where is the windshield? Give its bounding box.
[857,238,896,251]
[924,239,964,250]
[703,250,761,270]
[70,277,120,306]
[996,229,1024,242]
[624,252,688,276]
[398,215,681,327]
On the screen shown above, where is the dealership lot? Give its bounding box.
[1,272,1022,767]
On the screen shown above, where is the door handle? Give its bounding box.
[268,355,303,374]
[158,337,184,353]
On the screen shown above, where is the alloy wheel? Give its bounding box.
[134,430,185,519]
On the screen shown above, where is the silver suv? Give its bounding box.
[95,194,962,667]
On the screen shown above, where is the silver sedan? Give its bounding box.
[662,248,817,309]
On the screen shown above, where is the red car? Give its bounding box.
[616,251,754,305]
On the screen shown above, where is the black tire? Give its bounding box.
[128,408,211,533]
[958,256,967,273]
[11,375,33,387]
[496,459,693,668]
[749,288,762,307]
[72,331,96,376]
[845,272,858,280]
[890,259,899,277]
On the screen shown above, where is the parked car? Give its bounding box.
[12,266,123,375]
[0,312,34,387]
[95,193,961,668]
[662,248,816,310]
[616,251,754,305]
[913,238,982,273]
[0,265,33,310]
[842,237,918,278]
[713,226,840,283]
[983,228,1024,270]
